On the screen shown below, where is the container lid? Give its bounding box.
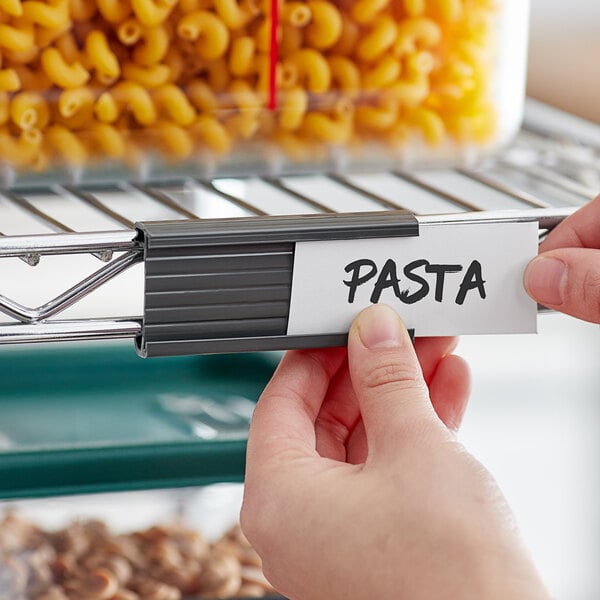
[0,343,276,499]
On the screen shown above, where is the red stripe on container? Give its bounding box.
[268,0,279,110]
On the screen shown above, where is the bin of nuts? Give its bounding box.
[0,513,279,599]
[0,487,282,600]
[0,0,530,185]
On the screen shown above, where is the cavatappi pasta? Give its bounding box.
[0,0,514,175]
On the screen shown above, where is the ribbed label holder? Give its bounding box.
[135,211,419,357]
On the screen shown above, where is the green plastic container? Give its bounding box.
[0,342,277,499]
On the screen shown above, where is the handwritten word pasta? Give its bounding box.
[0,0,500,172]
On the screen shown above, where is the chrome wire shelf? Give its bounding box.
[0,99,597,346]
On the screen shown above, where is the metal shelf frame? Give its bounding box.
[0,99,597,348]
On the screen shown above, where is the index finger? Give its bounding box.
[541,194,600,252]
[246,347,346,470]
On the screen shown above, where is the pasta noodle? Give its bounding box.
[279,23,303,58]
[272,130,317,162]
[117,18,143,46]
[45,124,88,166]
[85,30,121,80]
[0,23,35,53]
[253,16,271,53]
[178,0,212,12]
[58,87,95,118]
[304,1,342,50]
[150,120,194,158]
[55,33,85,65]
[103,81,157,125]
[357,15,398,62]
[432,0,463,23]
[356,103,398,131]
[68,0,97,21]
[0,0,502,172]
[362,55,402,90]
[41,48,90,88]
[404,0,425,17]
[350,0,389,25]
[0,94,9,126]
[191,115,231,154]
[327,56,360,97]
[394,17,441,55]
[225,78,261,137]
[152,83,197,125]
[281,2,311,27]
[10,92,50,130]
[186,79,218,112]
[284,49,331,94]
[35,23,73,49]
[88,122,127,157]
[133,25,170,66]
[0,69,20,92]
[176,11,229,60]
[224,111,259,139]
[278,87,307,131]
[407,106,445,145]
[213,0,257,29]
[384,76,430,107]
[229,36,256,77]
[301,112,351,144]
[122,62,171,87]
[21,0,70,29]
[0,0,22,17]
[0,129,43,167]
[131,0,175,27]
[330,14,360,56]
[96,0,130,23]
[203,57,230,91]
[163,47,185,82]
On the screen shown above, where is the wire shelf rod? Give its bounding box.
[523,98,600,150]
[192,179,268,216]
[417,206,575,231]
[1,190,74,233]
[392,171,482,212]
[0,318,142,344]
[326,174,409,212]
[59,185,136,229]
[261,178,334,213]
[0,231,39,266]
[1,191,114,263]
[125,183,200,221]
[0,230,138,257]
[457,169,552,209]
[516,130,600,169]
[0,250,142,324]
[498,159,597,200]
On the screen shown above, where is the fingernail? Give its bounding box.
[524,256,566,306]
[357,304,406,349]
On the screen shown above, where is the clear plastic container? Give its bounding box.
[0,485,282,599]
[0,0,530,186]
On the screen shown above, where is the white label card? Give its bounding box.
[287,221,538,337]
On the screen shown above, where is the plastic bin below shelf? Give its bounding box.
[0,343,278,499]
[1,485,285,598]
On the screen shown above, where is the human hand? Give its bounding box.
[524,194,600,323]
[241,304,549,600]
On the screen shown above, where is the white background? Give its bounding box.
[486,3,600,597]
[528,0,600,123]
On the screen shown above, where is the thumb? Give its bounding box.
[347,304,441,460]
[524,249,600,324]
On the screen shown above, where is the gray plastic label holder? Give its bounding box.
[135,211,419,357]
